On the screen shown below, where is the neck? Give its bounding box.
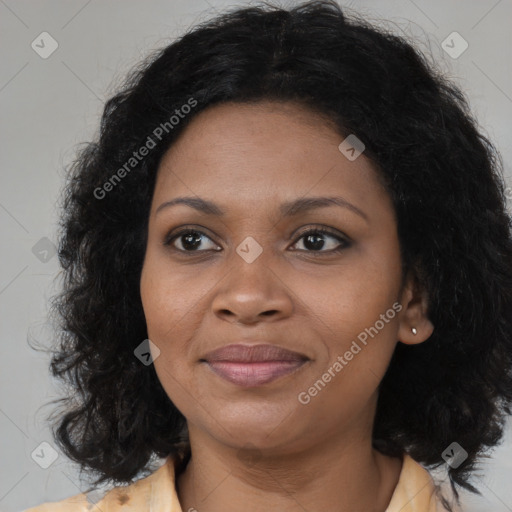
[176,426,402,512]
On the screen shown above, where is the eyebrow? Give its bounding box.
[155,195,368,221]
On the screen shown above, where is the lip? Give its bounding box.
[201,344,309,387]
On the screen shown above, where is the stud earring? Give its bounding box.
[411,327,417,335]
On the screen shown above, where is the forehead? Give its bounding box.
[162,100,341,161]
[152,101,390,218]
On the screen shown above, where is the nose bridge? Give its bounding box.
[211,234,293,322]
[228,234,279,293]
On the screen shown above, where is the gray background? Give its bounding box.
[1,0,511,511]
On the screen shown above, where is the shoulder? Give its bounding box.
[23,458,180,512]
[385,454,458,512]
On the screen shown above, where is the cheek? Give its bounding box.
[140,252,209,406]
[290,241,402,399]
[140,248,202,339]
[140,274,195,414]
[296,252,402,342]
[140,255,186,365]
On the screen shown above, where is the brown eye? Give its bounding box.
[291,228,351,254]
[165,229,221,252]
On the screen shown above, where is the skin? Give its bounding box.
[139,100,434,512]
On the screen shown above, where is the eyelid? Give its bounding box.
[292,224,351,242]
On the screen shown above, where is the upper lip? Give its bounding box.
[201,343,309,363]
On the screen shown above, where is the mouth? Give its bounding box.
[201,344,309,387]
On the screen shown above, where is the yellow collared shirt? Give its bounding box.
[24,453,452,511]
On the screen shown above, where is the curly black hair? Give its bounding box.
[47,1,512,510]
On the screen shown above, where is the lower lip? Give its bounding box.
[205,360,307,387]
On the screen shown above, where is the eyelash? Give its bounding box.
[163,225,352,256]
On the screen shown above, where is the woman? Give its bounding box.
[26,1,512,511]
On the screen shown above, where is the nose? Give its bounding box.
[211,254,294,325]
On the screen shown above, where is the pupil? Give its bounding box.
[305,234,324,250]
[183,232,202,250]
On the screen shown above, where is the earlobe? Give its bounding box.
[398,317,434,345]
[397,273,434,345]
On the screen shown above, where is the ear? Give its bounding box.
[397,272,434,345]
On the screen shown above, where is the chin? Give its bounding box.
[205,403,306,450]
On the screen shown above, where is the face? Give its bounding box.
[140,101,432,455]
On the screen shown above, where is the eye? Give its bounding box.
[290,227,351,254]
[163,226,351,255]
[164,228,221,252]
